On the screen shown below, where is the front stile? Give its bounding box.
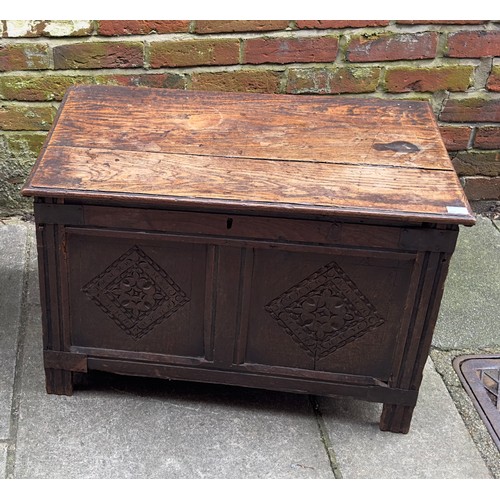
[380,242,457,433]
[35,202,76,395]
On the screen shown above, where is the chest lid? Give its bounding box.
[22,85,474,225]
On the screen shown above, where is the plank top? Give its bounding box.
[23,85,475,225]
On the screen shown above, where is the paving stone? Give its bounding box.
[8,217,498,479]
[0,444,7,478]
[14,261,333,478]
[433,215,500,350]
[318,359,492,478]
[430,348,500,479]
[0,224,27,439]
[16,351,333,477]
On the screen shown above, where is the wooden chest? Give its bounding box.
[22,85,475,433]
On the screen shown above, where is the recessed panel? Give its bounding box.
[67,231,209,359]
[244,248,415,380]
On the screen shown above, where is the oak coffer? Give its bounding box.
[22,85,475,433]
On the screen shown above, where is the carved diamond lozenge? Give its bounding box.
[265,261,384,360]
[82,246,189,340]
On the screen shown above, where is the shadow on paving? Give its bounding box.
[1,217,499,479]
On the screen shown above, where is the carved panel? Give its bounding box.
[82,246,189,340]
[265,261,384,360]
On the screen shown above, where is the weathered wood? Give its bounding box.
[34,203,457,253]
[22,85,474,225]
[49,86,453,170]
[85,357,418,406]
[22,85,474,433]
[44,350,87,373]
[37,223,74,395]
[24,144,473,225]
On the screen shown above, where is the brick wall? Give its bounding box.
[1,19,499,215]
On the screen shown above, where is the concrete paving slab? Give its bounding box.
[0,443,7,478]
[318,359,492,479]
[433,216,500,350]
[14,275,333,479]
[430,348,500,479]
[0,223,27,439]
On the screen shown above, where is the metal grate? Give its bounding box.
[454,355,500,450]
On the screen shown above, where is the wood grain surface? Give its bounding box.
[25,145,472,223]
[23,85,474,224]
[49,86,451,169]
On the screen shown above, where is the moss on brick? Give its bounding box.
[149,39,240,68]
[53,42,143,69]
[385,66,474,92]
[190,70,282,93]
[194,20,289,33]
[98,20,189,36]
[287,66,380,94]
[94,73,187,89]
[441,97,500,122]
[487,66,500,92]
[0,43,50,71]
[0,133,46,214]
[0,75,94,101]
[296,20,389,29]
[0,104,56,131]
[452,151,500,176]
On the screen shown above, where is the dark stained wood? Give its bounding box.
[36,223,74,395]
[44,350,87,373]
[23,85,474,434]
[85,357,418,406]
[36,203,458,253]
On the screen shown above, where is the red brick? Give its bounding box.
[243,37,338,64]
[0,104,56,130]
[463,176,500,200]
[447,31,500,58]
[347,32,438,62]
[452,151,500,176]
[195,21,288,33]
[440,97,500,123]
[438,125,472,151]
[190,70,282,93]
[149,39,240,68]
[474,127,500,149]
[97,20,189,36]
[385,66,473,92]
[396,20,485,25]
[0,43,50,71]
[94,73,187,90]
[53,42,143,69]
[286,66,380,94]
[487,66,500,92]
[296,20,389,29]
